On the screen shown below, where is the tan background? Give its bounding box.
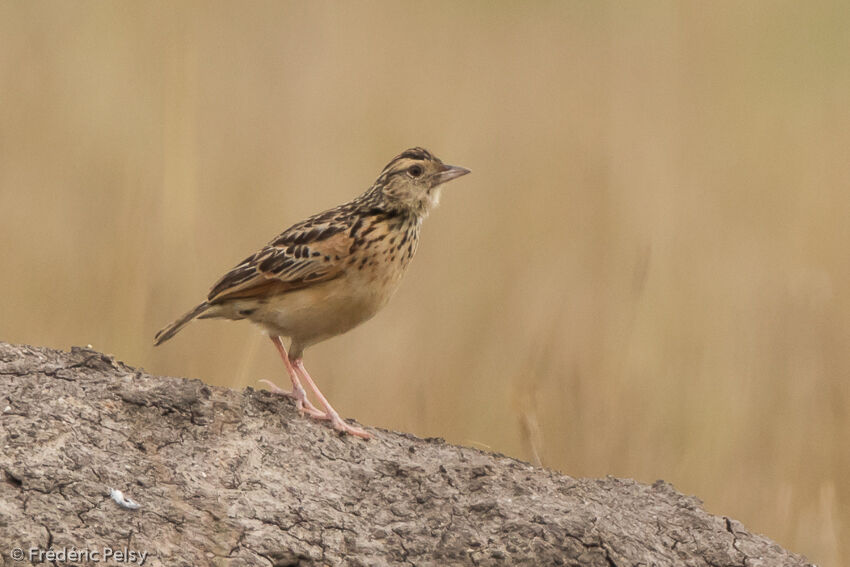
[1,2,847,563]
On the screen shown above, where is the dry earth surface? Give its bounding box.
[0,342,813,566]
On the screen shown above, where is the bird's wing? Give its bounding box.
[207,214,356,303]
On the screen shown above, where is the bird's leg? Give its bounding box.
[292,358,371,439]
[259,336,324,418]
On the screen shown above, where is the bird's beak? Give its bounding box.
[433,164,471,185]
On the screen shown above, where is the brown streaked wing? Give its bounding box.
[207,220,353,303]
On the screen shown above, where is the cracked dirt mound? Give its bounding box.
[0,342,812,566]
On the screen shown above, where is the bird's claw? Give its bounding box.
[259,379,324,417]
[258,379,369,438]
[328,413,371,439]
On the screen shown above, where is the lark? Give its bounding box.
[155,148,470,438]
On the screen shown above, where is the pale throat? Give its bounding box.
[423,186,443,214]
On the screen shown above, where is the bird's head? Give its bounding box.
[372,147,470,216]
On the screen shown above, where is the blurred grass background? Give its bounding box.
[1,1,848,563]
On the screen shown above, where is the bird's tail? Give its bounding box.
[154,302,210,346]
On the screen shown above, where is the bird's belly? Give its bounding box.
[250,272,402,344]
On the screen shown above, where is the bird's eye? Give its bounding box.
[408,165,423,178]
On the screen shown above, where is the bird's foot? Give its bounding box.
[304,408,370,438]
[259,379,369,437]
[325,411,371,439]
[259,379,325,419]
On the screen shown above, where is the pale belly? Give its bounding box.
[226,269,405,349]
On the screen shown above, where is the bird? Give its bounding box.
[154,147,470,438]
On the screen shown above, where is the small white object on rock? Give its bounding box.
[109,488,141,510]
[3,406,10,413]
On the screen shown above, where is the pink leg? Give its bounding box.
[260,337,324,418]
[292,358,370,439]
